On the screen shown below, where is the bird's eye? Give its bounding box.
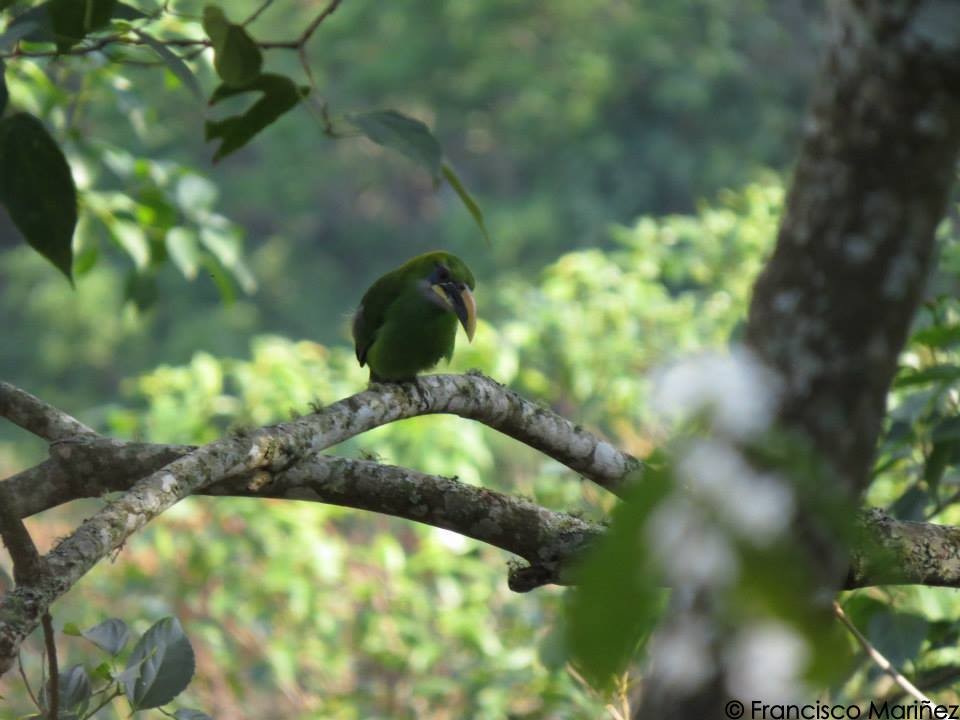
[435,265,450,281]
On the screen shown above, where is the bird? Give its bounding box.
[352,251,477,382]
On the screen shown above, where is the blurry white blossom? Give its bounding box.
[725,621,810,702]
[647,497,739,588]
[679,439,794,544]
[650,347,782,440]
[648,615,715,693]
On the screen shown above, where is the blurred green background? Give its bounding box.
[0,1,861,717]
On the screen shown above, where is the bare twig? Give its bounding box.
[18,652,40,710]
[41,613,58,720]
[243,0,276,26]
[833,601,931,705]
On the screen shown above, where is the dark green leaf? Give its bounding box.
[202,5,261,87]
[0,0,19,11]
[932,416,960,443]
[112,2,147,20]
[81,618,130,656]
[56,665,91,715]
[894,364,960,388]
[0,59,7,116]
[166,228,199,279]
[205,74,307,161]
[14,0,118,51]
[0,113,76,283]
[911,324,960,349]
[0,15,46,49]
[442,162,490,245]
[124,616,196,710]
[174,710,214,720]
[73,243,99,276]
[133,29,204,102]
[867,611,928,669]
[349,109,443,180]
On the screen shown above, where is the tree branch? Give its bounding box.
[0,382,94,441]
[1,0,343,60]
[0,373,630,676]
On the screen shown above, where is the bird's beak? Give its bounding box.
[433,283,477,341]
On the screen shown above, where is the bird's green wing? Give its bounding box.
[352,267,406,366]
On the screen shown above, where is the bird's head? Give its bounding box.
[415,251,477,341]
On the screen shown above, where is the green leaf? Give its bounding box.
[931,416,960,443]
[91,661,113,682]
[202,5,262,87]
[911,324,960,349]
[81,618,130,656]
[0,113,76,283]
[73,242,99,276]
[205,74,307,161]
[133,29,204,103]
[62,622,82,636]
[867,611,929,668]
[54,665,92,715]
[894,364,960,388]
[442,162,490,245]
[174,710,214,720]
[14,0,117,51]
[124,616,196,711]
[110,218,149,268]
[112,2,147,20]
[349,109,443,180]
[567,463,672,689]
[0,17,41,50]
[167,227,200,279]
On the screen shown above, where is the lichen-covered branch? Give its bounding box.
[13,433,960,593]
[848,508,960,589]
[6,435,603,592]
[238,373,639,494]
[0,382,94,441]
[0,373,633,676]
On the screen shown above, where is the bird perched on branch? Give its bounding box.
[352,251,477,382]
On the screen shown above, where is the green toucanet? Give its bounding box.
[352,251,477,382]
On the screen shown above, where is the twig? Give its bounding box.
[565,663,627,720]
[41,613,58,720]
[833,601,931,704]
[83,686,123,718]
[243,0,276,26]
[3,0,344,60]
[18,652,40,710]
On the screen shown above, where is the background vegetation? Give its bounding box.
[9,1,960,717]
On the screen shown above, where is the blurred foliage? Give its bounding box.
[3,181,783,717]
[29,0,960,716]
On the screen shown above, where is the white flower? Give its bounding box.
[679,439,794,544]
[647,497,739,588]
[648,616,715,692]
[650,347,782,440]
[725,620,810,702]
